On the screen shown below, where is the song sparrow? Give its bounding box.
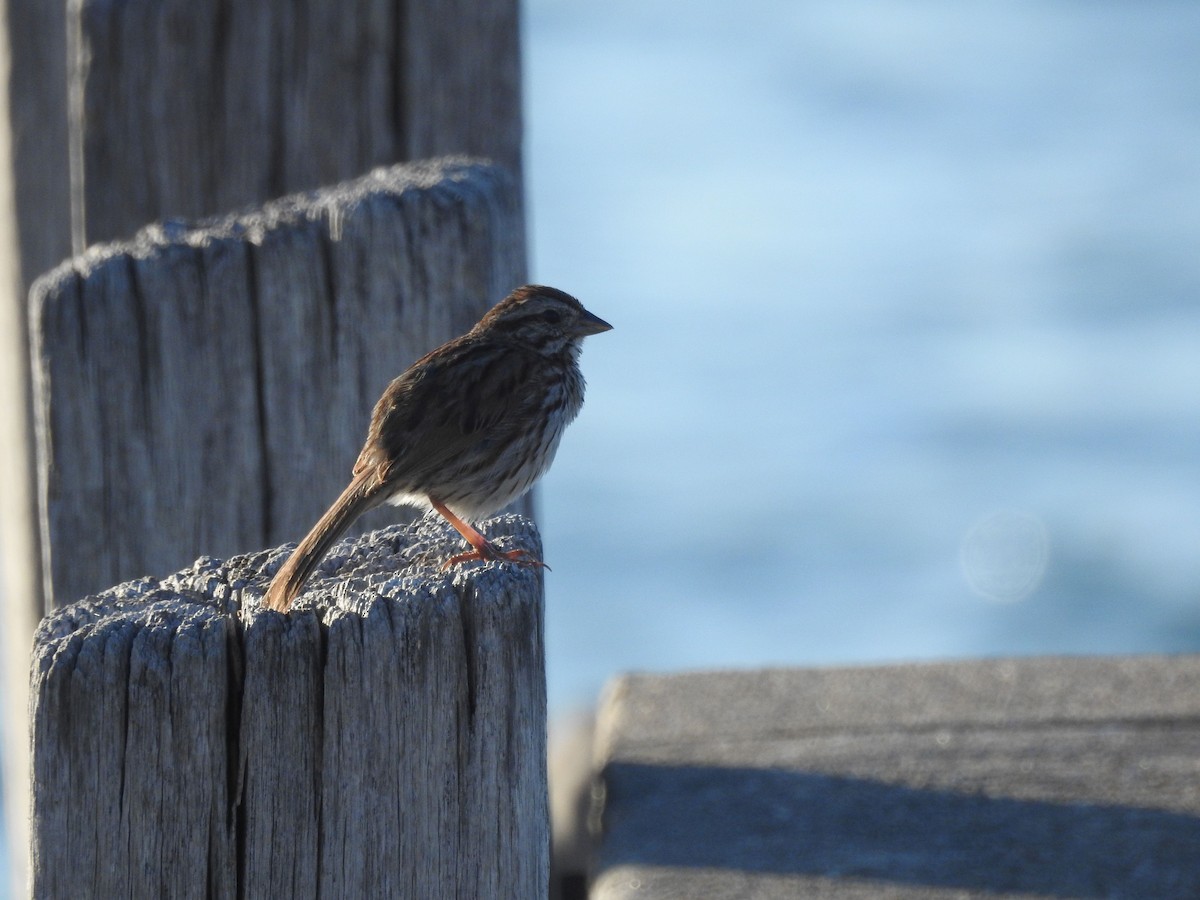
[263,285,611,612]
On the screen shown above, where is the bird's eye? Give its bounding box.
[541,309,563,325]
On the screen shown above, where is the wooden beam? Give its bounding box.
[590,657,1200,898]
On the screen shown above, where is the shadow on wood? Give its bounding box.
[30,513,548,898]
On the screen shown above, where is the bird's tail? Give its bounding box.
[263,474,381,612]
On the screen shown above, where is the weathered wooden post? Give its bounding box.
[25,158,543,894]
[31,514,549,897]
[1,1,524,888]
[30,158,524,609]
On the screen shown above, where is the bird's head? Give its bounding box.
[476,285,612,357]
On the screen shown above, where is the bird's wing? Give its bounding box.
[354,338,537,484]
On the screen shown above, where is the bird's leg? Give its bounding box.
[429,498,548,570]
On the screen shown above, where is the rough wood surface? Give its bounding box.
[30,157,524,609]
[400,0,524,176]
[4,3,524,891]
[5,0,524,287]
[0,3,72,888]
[31,513,548,898]
[591,657,1200,899]
[71,0,522,249]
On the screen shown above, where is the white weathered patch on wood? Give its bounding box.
[31,513,548,898]
[30,158,524,608]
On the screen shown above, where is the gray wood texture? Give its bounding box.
[30,157,524,609]
[0,0,525,312]
[3,0,526,617]
[71,0,522,249]
[0,3,72,888]
[31,513,548,898]
[3,3,523,888]
[590,657,1200,899]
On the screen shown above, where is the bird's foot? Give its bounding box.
[441,541,550,571]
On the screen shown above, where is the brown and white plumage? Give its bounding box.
[263,285,611,612]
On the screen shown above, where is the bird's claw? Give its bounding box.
[441,543,550,571]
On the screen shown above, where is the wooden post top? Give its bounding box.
[30,514,549,898]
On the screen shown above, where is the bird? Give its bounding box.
[262,284,611,612]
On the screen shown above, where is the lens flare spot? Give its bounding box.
[960,509,1049,603]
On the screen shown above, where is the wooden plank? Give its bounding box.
[6,0,71,276]
[30,157,524,608]
[71,0,523,248]
[31,514,548,897]
[0,2,72,888]
[400,0,524,176]
[4,0,525,282]
[590,657,1200,899]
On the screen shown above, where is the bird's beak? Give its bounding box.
[574,308,613,337]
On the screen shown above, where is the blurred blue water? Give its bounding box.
[526,0,1200,712]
